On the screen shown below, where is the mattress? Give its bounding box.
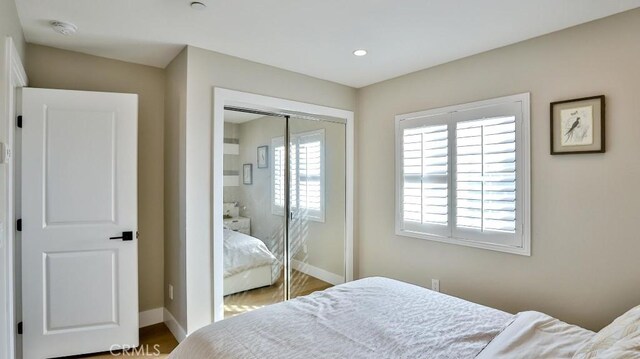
[224,229,279,278]
[170,277,515,358]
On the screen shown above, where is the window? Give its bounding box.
[272,129,325,222]
[395,94,530,255]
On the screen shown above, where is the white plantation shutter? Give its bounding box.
[401,121,450,237]
[271,130,325,221]
[396,94,530,255]
[454,115,518,245]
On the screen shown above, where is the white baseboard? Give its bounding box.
[139,307,164,328]
[163,308,187,343]
[138,307,187,344]
[291,260,344,285]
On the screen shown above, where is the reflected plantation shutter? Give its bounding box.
[396,94,530,255]
[271,136,285,215]
[271,130,325,221]
[295,130,325,221]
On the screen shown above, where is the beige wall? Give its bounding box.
[162,45,357,332]
[236,117,283,247]
[25,44,166,312]
[356,8,640,331]
[0,0,25,59]
[163,47,188,325]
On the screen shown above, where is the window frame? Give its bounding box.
[271,129,326,223]
[395,93,531,256]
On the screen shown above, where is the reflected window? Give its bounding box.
[272,129,325,222]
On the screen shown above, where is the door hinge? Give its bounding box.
[16,219,22,232]
[17,322,23,335]
[16,116,22,128]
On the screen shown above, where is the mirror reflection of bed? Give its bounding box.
[223,227,332,317]
[222,110,346,318]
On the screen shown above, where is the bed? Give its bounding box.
[224,228,281,296]
[172,277,640,358]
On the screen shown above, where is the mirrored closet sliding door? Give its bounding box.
[286,117,346,299]
[221,107,347,318]
[222,111,286,318]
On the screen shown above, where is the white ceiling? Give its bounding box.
[224,110,264,124]
[15,0,640,88]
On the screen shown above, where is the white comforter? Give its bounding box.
[170,277,513,358]
[224,229,278,278]
[477,311,594,358]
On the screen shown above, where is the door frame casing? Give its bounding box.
[1,36,27,359]
[208,88,355,322]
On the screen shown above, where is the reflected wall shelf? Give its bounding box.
[224,137,240,186]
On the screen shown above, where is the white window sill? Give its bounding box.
[396,228,531,256]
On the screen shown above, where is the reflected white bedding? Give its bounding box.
[170,277,514,358]
[224,229,279,278]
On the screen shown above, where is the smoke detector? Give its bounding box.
[50,21,78,36]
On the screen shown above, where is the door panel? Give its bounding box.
[288,117,346,299]
[44,250,118,332]
[222,113,286,318]
[45,109,116,225]
[22,88,138,358]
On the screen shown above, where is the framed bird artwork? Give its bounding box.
[550,95,605,155]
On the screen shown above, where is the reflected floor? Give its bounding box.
[224,269,332,318]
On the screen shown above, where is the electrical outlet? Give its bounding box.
[169,284,174,300]
[431,279,440,292]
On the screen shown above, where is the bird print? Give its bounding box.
[565,116,581,141]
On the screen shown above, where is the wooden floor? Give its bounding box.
[69,323,178,358]
[224,270,332,318]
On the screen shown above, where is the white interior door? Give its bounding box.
[21,88,138,358]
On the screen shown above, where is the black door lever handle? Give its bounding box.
[110,231,133,241]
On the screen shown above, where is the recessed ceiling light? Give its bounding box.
[50,21,78,36]
[353,49,367,57]
[190,1,206,10]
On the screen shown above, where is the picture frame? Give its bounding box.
[550,95,605,155]
[243,164,253,185]
[257,145,268,168]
